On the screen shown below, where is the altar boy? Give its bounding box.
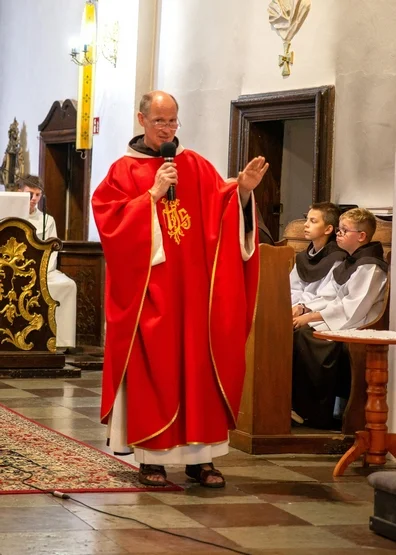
[19,176,77,348]
[290,202,346,316]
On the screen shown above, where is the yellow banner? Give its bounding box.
[76,1,96,150]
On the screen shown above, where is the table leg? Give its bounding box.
[333,344,390,476]
[364,344,389,465]
[333,431,369,476]
[387,434,396,458]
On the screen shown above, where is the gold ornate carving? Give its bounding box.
[161,199,191,245]
[47,337,56,352]
[0,219,61,352]
[279,41,294,77]
[0,237,43,350]
[268,0,311,77]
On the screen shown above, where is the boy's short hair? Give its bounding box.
[310,202,341,231]
[340,208,377,241]
[18,175,44,192]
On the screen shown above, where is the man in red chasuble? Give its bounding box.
[92,91,268,487]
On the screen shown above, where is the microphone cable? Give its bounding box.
[2,461,251,555]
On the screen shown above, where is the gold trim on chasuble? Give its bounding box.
[0,221,59,352]
[208,221,238,427]
[103,194,179,450]
[161,199,191,244]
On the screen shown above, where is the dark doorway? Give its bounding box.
[228,86,334,240]
[38,100,91,241]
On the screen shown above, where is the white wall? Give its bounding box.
[0,0,394,228]
[156,0,395,205]
[0,0,81,174]
[89,0,140,240]
[156,0,249,177]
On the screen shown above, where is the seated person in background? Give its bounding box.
[291,202,347,314]
[292,208,388,429]
[256,206,275,245]
[19,176,77,349]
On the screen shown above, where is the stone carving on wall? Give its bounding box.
[268,0,311,77]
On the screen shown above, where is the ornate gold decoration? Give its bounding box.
[0,237,43,350]
[279,41,294,77]
[161,199,191,245]
[268,0,311,77]
[0,219,61,353]
[0,118,25,191]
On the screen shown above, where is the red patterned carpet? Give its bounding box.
[0,403,181,494]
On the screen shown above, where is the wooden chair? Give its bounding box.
[0,217,67,375]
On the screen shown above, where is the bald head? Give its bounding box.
[137,90,180,152]
[139,91,179,116]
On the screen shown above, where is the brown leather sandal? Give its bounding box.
[138,464,167,486]
[185,463,226,488]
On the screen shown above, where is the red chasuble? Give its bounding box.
[92,147,259,450]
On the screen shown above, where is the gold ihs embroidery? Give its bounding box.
[161,199,191,245]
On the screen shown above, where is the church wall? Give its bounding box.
[0,0,81,175]
[88,0,140,241]
[156,0,396,208]
[0,1,393,231]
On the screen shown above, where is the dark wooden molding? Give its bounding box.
[38,99,92,241]
[228,85,335,203]
[58,241,105,347]
[38,99,78,134]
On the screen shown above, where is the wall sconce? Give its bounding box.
[69,6,119,68]
[69,0,97,67]
[70,44,94,66]
[101,21,119,68]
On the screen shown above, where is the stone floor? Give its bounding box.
[0,370,395,554]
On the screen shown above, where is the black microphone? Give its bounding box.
[160,142,177,201]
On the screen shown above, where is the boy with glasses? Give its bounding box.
[292,208,388,428]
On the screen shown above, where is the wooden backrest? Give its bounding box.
[0,217,62,353]
[283,217,392,259]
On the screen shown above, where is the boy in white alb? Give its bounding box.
[19,176,77,348]
[291,202,346,315]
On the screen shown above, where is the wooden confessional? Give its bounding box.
[38,99,104,346]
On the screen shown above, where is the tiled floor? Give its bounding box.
[0,370,395,554]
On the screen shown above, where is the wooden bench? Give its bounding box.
[230,216,391,455]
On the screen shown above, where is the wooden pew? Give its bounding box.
[0,217,78,377]
[229,243,295,453]
[230,216,391,454]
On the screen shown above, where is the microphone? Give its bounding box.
[160,142,177,201]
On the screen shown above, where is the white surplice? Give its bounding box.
[108,193,256,464]
[290,245,344,307]
[304,264,388,332]
[28,209,77,348]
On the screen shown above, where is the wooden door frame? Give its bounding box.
[38,99,91,241]
[228,85,335,203]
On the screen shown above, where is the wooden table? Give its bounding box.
[313,329,396,477]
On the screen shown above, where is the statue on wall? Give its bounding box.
[268,0,312,77]
[0,118,25,191]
